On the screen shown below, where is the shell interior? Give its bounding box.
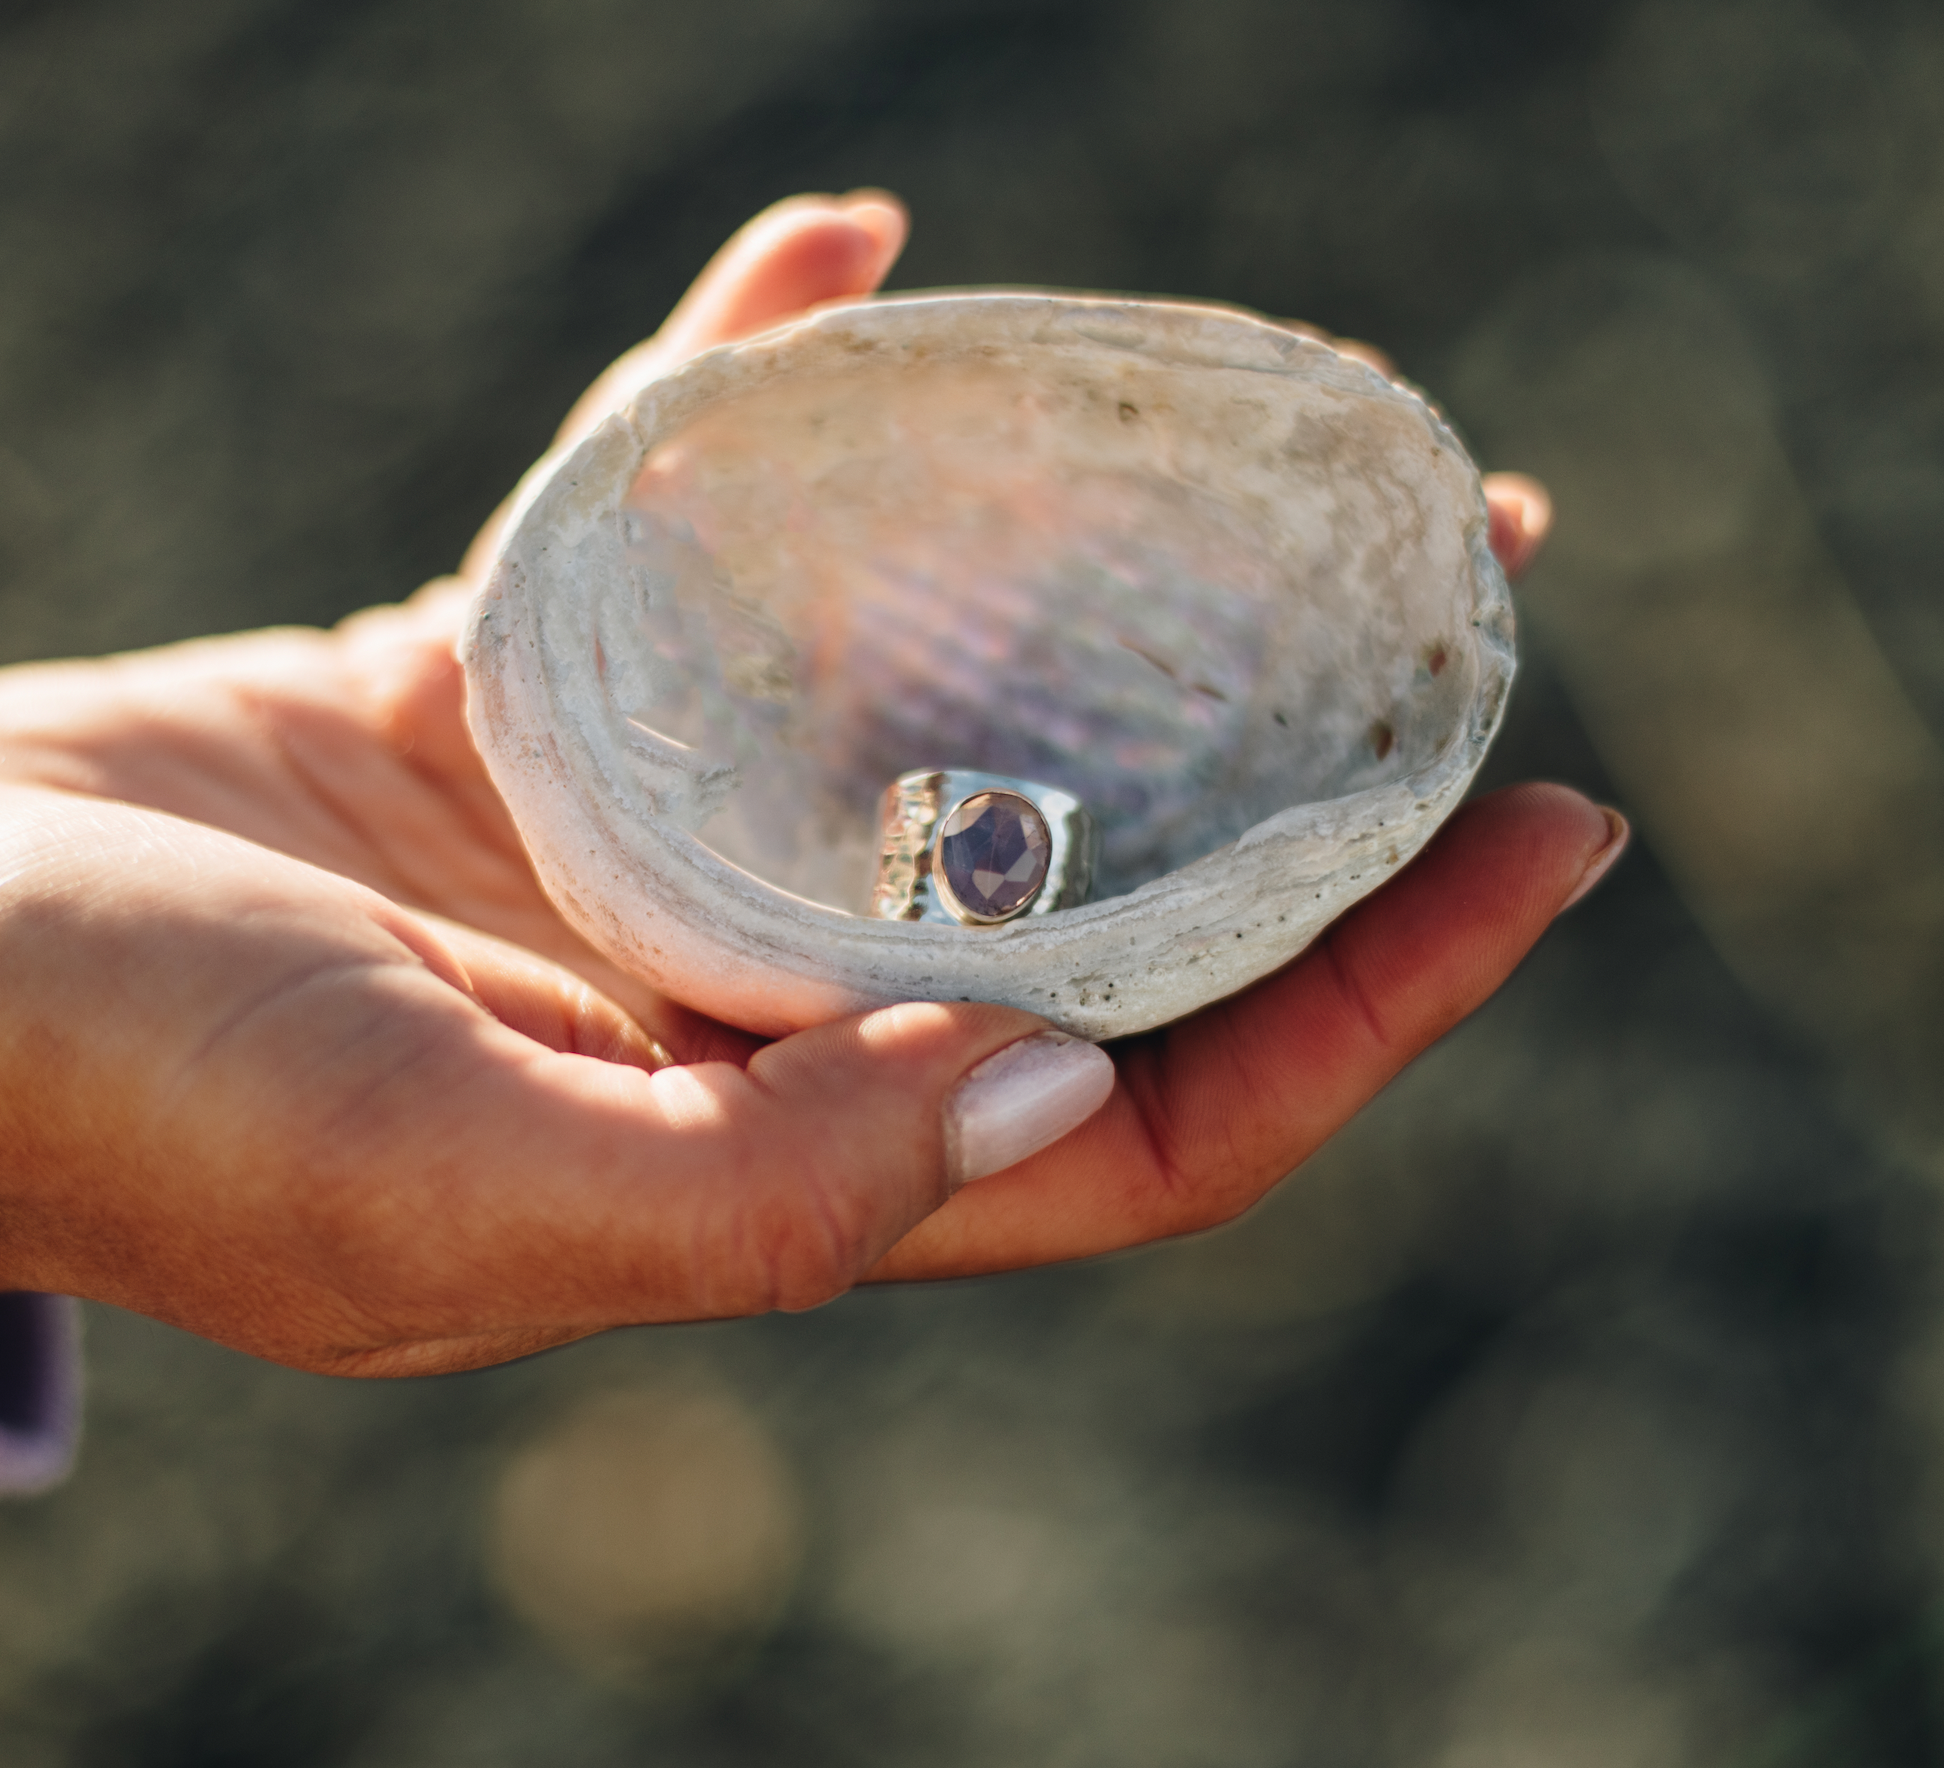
[465,294,1512,1038]
[614,329,1482,910]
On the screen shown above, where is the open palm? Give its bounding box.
[0,195,1617,1375]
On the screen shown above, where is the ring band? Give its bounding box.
[869,770,1097,925]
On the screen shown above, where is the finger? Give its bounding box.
[1484,471,1553,578]
[425,911,761,1069]
[552,189,908,452]
[1265,333,1548,578]
[1333,337,1398,379]
[1267,313,1396,377]
[866,784,1626,1281]
[461,191,908,582]
[645,191,909,368]
[411,915,675,1071]
[289,1001,1109,1376]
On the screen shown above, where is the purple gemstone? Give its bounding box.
[936,791,1052,922]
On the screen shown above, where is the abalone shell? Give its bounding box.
[463,294,1513,1039]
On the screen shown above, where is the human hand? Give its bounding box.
[0,195,1617,1373]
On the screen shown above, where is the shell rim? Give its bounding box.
[464,291,1516,1036]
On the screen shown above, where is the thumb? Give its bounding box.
[748,1003,1119,1201]
[316,1000,1114,1373]
[521,1002,1115,1319]
[423,918,1118,1209]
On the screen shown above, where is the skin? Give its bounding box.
[0,193,1622,1377]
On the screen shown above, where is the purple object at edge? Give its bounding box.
[0,1294,80,1495]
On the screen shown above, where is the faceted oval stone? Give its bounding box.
[935,791,1052,922]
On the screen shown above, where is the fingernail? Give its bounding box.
[944,1031,1116,1189]
[1561,807,1630,909]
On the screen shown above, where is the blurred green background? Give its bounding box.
[6,0,1944,1762]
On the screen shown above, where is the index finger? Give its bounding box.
[864,784,1625,1281]
[461,192,909,583]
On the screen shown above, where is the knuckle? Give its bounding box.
[1322,932,1392,1055]
[1122,1052,1265,1238]
[735,1139,878,1314]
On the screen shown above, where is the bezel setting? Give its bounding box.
[871,770,1096,927]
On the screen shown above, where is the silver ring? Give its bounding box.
[869,770,1098,925]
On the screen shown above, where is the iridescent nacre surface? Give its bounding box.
[464,294,1513,1038]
